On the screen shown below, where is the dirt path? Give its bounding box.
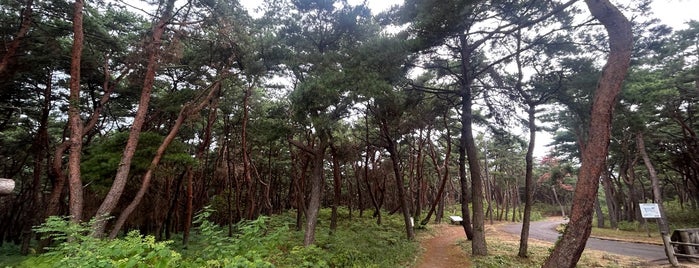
[415,224,471,268]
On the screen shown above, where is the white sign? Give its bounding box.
[639,203,662,218]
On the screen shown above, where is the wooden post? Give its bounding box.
[0,178,15,195]
[662,230,680,266]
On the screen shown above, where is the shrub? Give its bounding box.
[25,216,180,268]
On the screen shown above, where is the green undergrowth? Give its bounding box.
[3,207,420,267]
[266,208,420,267]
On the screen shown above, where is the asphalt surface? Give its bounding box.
[500,219,669,263]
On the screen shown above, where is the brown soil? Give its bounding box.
[415,224,471,268]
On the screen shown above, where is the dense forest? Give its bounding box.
[0,0,698,266]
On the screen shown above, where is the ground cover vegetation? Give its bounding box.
[1,0,698,267]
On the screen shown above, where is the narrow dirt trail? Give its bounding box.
[415,224,471,268]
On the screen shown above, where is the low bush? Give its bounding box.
[12,207,419,267]
[24,216,180,268]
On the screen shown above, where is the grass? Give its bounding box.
[459,223,653,268]
[591,226,664,245]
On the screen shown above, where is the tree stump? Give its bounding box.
[0,178,15,195]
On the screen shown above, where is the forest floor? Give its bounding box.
[414,218,699,268]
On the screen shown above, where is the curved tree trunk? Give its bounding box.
[108,82,221,238]
[421,117,452,225]
[91,0,176,237]
[543,0,632,266]
[379,118,415,240]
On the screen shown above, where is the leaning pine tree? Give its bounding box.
[543,0,633,267]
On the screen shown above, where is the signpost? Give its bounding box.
[640,203,679,266]
[639,203,661,219]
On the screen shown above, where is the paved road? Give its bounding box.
[500,219,668,263]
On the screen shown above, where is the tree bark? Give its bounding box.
[67,0,85,223]
[303,137,329,246]
[91,0,176,236]
[459,33,487,256]
[519,103,536,257]
[289,134,330,246]
[543,0,632,266]
[457,34,475,242]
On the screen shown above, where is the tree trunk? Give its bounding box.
[164,170,184,240]
[518,108,537,258]
[20,76,51,254]
[421,118,452,225]
[183,167,194,247]
[241,84,256,220]
[637,132,676,263]
[91,0,176,236]
[458,34,474,242]
[543,0,632,266]
[594,196,605,228]
[46,59,122,220]
[636,132,670,233]
[364,112,382,224]
[108,82,221,238]
[602,167,618,228]
[303,136,329,246]
[380,118,415,240]
[330,144,343,232]
[459,33,487,256]
[354,163,363,217]
[67,0,85,223]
